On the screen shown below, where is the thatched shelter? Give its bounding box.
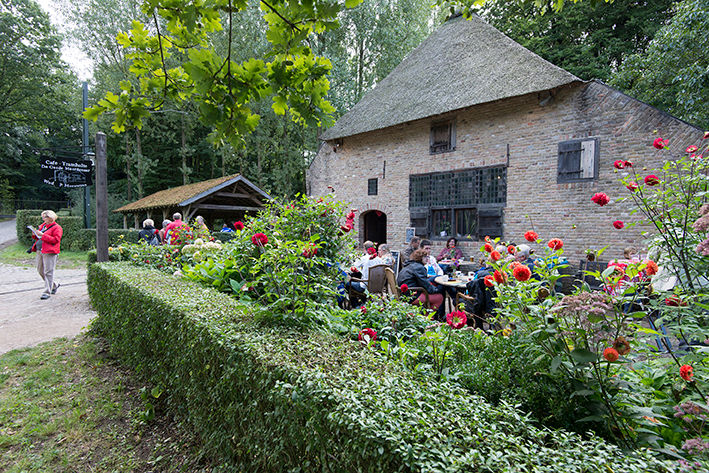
[114,174,272,229]
[321,14,581,141]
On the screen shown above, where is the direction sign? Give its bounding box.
[40,157,93,188]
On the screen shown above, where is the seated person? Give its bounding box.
[402,236,420,263]
[438,237,464,273]
[220,223,234,233]
[421,239,444,278]
[515,244,536,272]
[397,249,445,320]
[345,241,378,304]
[377,243,395,267]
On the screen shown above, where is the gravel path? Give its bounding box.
[0,218,96,354]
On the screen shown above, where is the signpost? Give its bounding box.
[40,157,94,188]
[95,133,108,262]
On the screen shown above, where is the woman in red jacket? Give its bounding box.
[30,210,63,300]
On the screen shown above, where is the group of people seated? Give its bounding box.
[138,212,211,245]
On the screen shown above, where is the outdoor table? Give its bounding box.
[434,274,473,312]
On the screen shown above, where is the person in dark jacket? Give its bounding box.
[138,218,159,245]
[397,249,446,320]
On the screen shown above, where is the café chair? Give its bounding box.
[384,267,431,309]
[347,264,390,308]
[455,291,489,330]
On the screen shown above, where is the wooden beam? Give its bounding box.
[194,204,261,211]
[215,192,252,199]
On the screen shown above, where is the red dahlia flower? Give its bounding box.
[484,275,495,287]
[624,161,633,167]
[493,270,507,284]
[613,160,626,169]
[613,336,631,356]
[626,182,639,192]
[484,243,493,253]
[446,310,467,329]
[512,265,532,282]
[613,220,624,229]
[366,247,377,255]
[233,221,245,231]
[340,225,351,233]
[603,347,619,362]
[491,250,502,261]
[251,233,268,246]
[591,192,610,206]
[302,244,318,258]
[644,260,659,276]
[547,238,564,250]
[680,364,694,382]
[358,328,377,343]
[644,175,660,186]
[686,145,698,153]
[653,137,669,149]
[507,245,516,255]
[524,231,538,242]
[665,295,687,307]
[400,283,409,294]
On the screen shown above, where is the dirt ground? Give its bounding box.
[0,262,95,355]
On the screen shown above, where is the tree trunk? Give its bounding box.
[125,134,133,201]
[181,114,188,185]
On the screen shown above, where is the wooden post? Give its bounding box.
[123,214,127,229]
[95,132,109,262]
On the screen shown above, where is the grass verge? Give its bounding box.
[0,243,88,269]
[0,336,215,473]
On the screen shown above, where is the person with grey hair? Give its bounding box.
[139,218,159,245]
[28,210,63,299]
[377,243,395,266]
[164,212,187,244]
[158,219,171,243]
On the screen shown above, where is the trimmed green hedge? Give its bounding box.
[87,262,678,472]
[16,209,140,250]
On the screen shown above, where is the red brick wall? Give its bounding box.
[307,81,703,261]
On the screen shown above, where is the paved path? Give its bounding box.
[0,218,17,250]
[0,262,95,355]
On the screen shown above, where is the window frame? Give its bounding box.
[409,166,505,240]
[367,178,378,196]
[429,120,456,154]
[557,137,600,184]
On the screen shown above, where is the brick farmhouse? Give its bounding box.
[306,14,704,261]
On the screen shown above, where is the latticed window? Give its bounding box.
[430,121,455,154]
[409,166,506,239]
[558,138,599,183]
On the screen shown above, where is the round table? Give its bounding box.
[434,275,472,289]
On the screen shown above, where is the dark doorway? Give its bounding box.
[364,210,387,244]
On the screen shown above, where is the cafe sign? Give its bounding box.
[41,157,94,188]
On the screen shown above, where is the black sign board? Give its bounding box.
[41,157,93,188]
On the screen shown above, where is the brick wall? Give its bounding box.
[307,81,703,261]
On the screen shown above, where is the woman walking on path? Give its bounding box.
[30,210,63,300]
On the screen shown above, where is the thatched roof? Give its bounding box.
[114,174,271,214]
[321,14,582,141]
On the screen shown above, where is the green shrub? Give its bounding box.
[87,262,680,472]
[15,209,139,250]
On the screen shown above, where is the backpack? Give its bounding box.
[147,232,159,246]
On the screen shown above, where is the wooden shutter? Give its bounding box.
[580,139,597,179]
[557,140,583,183]
[478,207,503,238]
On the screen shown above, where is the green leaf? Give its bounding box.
[569,348,597,364]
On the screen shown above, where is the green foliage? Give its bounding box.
[610,0,709,129]
[87,261,680,472]
[85,0,362,147]
[477,0,674,81]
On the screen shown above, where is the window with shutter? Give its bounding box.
[430,120,455,154]
[557,138,599,183]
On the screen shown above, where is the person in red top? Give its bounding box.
[30,210,63,300]
[164,212,188,245]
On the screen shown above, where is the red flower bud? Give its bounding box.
[686,145,698,153]
[507,245,516,255]
[484,275,494,287]
[624,161,632,167]
[626,182,638,192]
[547,238,564,250]
[483,243,493,253]
[493,270,506,284]
[613,160,625,169]
[490,250,502,261]
[612,220,624,229]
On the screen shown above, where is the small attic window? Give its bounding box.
[430,120,455,154]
